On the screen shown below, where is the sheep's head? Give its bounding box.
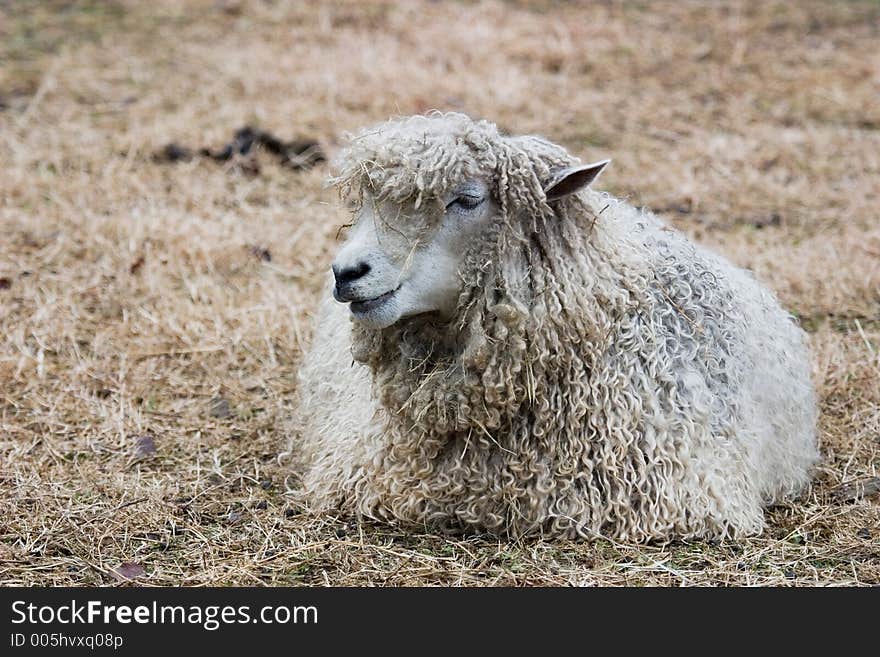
[332,178,498,328]
[330,113,608,330]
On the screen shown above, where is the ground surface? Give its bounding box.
[1,0,878,586]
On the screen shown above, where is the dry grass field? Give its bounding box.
[1,0,878,586]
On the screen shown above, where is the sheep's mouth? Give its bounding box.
[349,287,399,315]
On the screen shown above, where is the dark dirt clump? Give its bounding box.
[155,126,325,171]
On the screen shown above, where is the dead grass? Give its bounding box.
[1,0,878,586]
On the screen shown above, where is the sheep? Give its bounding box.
[292,112,818,542]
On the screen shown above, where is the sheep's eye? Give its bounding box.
[447,195,484,212]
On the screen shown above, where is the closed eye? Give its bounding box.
[446,195,484,211]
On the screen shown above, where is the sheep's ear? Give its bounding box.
[544,159,610,201]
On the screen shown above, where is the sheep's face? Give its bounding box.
[332,179,498,329]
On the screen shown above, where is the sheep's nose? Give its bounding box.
[332,261,371,302]
[333,261,371,285]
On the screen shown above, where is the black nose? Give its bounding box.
[333,261,371,286]
[332,261,371,302]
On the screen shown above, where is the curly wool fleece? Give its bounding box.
[294,113,818,541]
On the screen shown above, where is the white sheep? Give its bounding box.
[293,112,818,541]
